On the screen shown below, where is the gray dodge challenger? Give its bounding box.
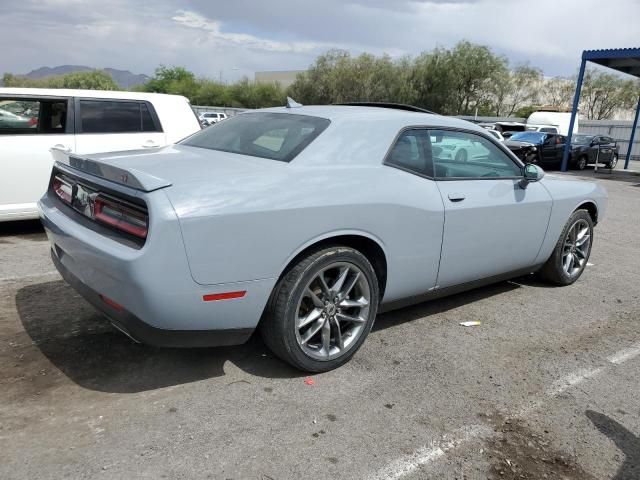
[40,103,607,372]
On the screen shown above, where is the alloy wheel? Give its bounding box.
[577,157,587,170]
[295,262,371,361]
[562,219,591,277]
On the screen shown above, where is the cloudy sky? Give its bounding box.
[1,0,639,80]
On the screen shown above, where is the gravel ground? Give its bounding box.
[1,168,639,480]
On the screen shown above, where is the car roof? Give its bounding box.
[0,87,187,102]
[254,105,483,131]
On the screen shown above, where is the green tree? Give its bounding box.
[580,69,639,120]
[50,70,118,90]
[492,64,543,116]
[144,65,198,98]
[191,79,231,106]
[408,46,455,113]
[2,70,118,90]
[542,77,574,110]
[447,41,509,115]
[289,50,416,106]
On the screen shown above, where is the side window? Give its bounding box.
[79,100,160,133]
[0,98,68,134]
[540,127,557,133]
[140,103,157,132]
[430,130,522,179]
[385,129,433,177]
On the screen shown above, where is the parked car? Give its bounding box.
[0,88,202,221]
[435,135,492,162]
[505,131,566,166]
[570,134,619,170]
[39,104,607,372]
[0,108,37,128]
[486,129,505,142]
[199,111,228,126]
[525,124,559,134]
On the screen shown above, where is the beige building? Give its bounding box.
[255,70,305,88]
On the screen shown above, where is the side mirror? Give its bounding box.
[520,163,545,188]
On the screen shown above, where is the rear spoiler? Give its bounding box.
[51,149,171,192]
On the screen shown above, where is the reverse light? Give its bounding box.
[52,175,73,203]
[94,195,149,239]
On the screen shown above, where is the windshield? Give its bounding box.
[509,132,546,143]
[181,112,330,162]
[571,134,592,144]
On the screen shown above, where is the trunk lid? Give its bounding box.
[52,145,284,193]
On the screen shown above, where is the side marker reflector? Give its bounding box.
[203,291,246,302]
[100,294,124,312]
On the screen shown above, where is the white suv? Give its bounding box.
[0,88,201,221]
[198,111,227,126]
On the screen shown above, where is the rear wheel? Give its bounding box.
[538,210,593,286]
[260,246,379,372]
[606,153,618,169]
[576,156,588,170]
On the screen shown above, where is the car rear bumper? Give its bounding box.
[39,191,276,346]
[50,250,253,347]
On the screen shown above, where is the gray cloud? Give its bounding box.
[1,0,639,80]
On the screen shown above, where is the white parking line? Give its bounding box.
[368,425,492,480]
[0,271,59,283]
[369,342,640,479]
[607,342,640,365]
[545,367,603,397]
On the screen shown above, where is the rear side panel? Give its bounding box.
[168,165,446,303]
[39,167,275,333]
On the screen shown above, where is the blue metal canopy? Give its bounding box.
[561,48,640,171]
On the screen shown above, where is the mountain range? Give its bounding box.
[23,65,150,88]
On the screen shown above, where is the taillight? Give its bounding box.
[94,195,148,239]
[28,117,38,126]
[52,175,73,203]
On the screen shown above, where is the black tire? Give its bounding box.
[576,155,587,170]
[606,153,618,169]
[538,209,593,286]
[260,246,379,372]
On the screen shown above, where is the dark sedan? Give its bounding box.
[505,131,566,166]
[570,134,619,170]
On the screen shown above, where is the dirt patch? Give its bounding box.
[483,413,597,480]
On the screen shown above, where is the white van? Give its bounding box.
[526,111,577,136]
[0,88,201,221]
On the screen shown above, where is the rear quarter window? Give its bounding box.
[181,112,330,162]
[78,100,162,134]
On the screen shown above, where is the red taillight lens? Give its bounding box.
[28,117,38,126]
[52,175,72,203]
[94,196,148,239]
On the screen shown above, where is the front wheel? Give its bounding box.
[260,246,379,372]
[538,210,593,286]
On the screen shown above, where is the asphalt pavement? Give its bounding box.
[1,168,639,479]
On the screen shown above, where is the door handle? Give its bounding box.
[448,193,466,202]
[142,140,160,148]
[50,144,71,153]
